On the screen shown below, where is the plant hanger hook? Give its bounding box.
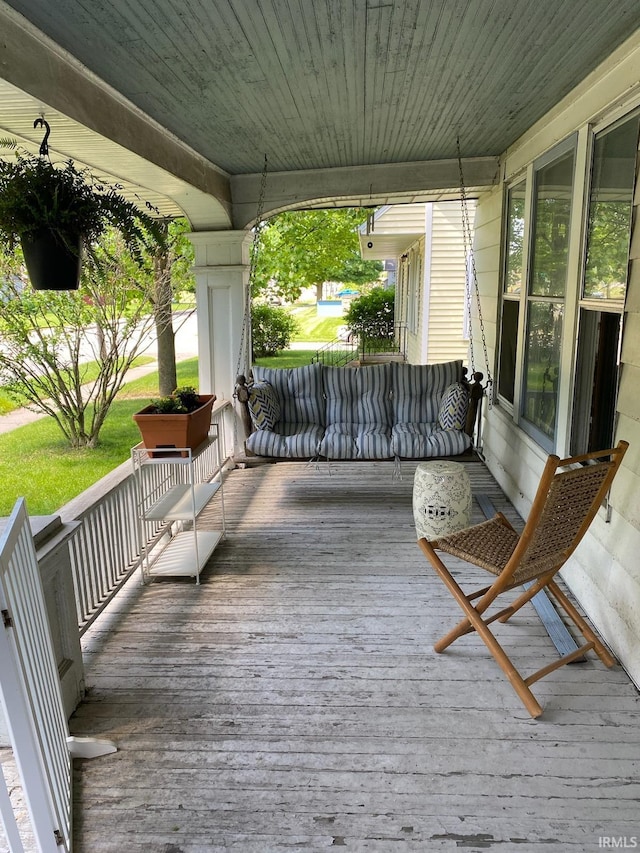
[33,117,50,158]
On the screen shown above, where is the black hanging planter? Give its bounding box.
[20,229,82,291]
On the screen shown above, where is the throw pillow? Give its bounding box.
[248,381,280,431]
[437,382,469,431]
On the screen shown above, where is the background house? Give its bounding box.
[359,202,475,365]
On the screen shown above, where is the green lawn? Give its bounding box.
[117,357,199,399]
[288,303,344,342]
[253,349,318,369]
[0,357,200,517]
[0,400,145,516]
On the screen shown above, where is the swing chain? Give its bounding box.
[235,154,268,382]
[457,137,493,406]
[233,155,268,457]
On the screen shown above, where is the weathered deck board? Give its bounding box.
[72,461,640,852]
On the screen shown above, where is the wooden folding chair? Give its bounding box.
[418,441,629,717]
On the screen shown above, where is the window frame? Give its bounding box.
[569,109,640,454]
[496,177,529,412]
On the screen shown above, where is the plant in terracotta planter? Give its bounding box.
[0,139,165,290]
[133,386,216,456]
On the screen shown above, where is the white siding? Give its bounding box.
[426,201,475,365]
[394,201,478,367]
[372,203,426,234]
[476,30,640,687]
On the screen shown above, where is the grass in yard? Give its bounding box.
[0,339,341,517]
[116,357,200,400]
[253,350,318,369]
[0,399,144,516]
[288,303,344,342]
[0,357,201,516]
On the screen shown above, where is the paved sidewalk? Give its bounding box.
[0,359,162,436]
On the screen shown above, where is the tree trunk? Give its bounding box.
[315,282,324,302]
[95,324,108,361]
[154,237,177,396]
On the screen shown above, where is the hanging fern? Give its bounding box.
[0,146,166,266]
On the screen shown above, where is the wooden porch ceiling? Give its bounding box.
[71,460,640,851]
[3,2,640,226]
[6,0,640,175]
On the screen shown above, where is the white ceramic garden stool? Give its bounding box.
[413,461,472,540]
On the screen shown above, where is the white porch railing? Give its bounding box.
[65,400,233,634]
[0,498,72,851]
[0,400,234,846]
[0,500,117,852]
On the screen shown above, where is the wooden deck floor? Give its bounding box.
[71,460,640,852]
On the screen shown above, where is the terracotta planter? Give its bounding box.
[133,394,216,457]
[20,229,82,291]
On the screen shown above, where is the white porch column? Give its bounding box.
[187,230,253,455]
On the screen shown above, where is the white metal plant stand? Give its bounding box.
[132,428,226,584]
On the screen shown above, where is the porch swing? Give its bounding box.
[233,148,489,462]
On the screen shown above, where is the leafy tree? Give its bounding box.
[251,304,298,358]
[252,209,382,302]
[0,239,159,448]
[584,200,633,299]
[330,253,384,287]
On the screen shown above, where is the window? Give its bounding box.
[572,309,623,453]
[571,111,640,454]
[521,144,575,446]
[496,111,639,456]
[406,247,422,334]
[583,115,639,302]
[497,181,526,404]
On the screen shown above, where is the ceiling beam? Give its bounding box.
[230,157,500,228]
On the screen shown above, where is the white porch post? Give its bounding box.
[187,230,253,455]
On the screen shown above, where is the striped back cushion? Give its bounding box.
[392,361,463,424]
[252,363,325,425]
[323,364,392,426]
[248,381,280,430]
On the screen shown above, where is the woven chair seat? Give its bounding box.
[433,515,572,585]
[432,517,519,575]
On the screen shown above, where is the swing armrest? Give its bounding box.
[234,373,255,439]
[462,369,486,439]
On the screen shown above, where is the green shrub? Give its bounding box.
[252,303,299,358]
[343,286,395,341]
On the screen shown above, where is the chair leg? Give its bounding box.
[546,580,616,667]
[498,575,551,623]
[418,540,485,651]
[418,539,544,717]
